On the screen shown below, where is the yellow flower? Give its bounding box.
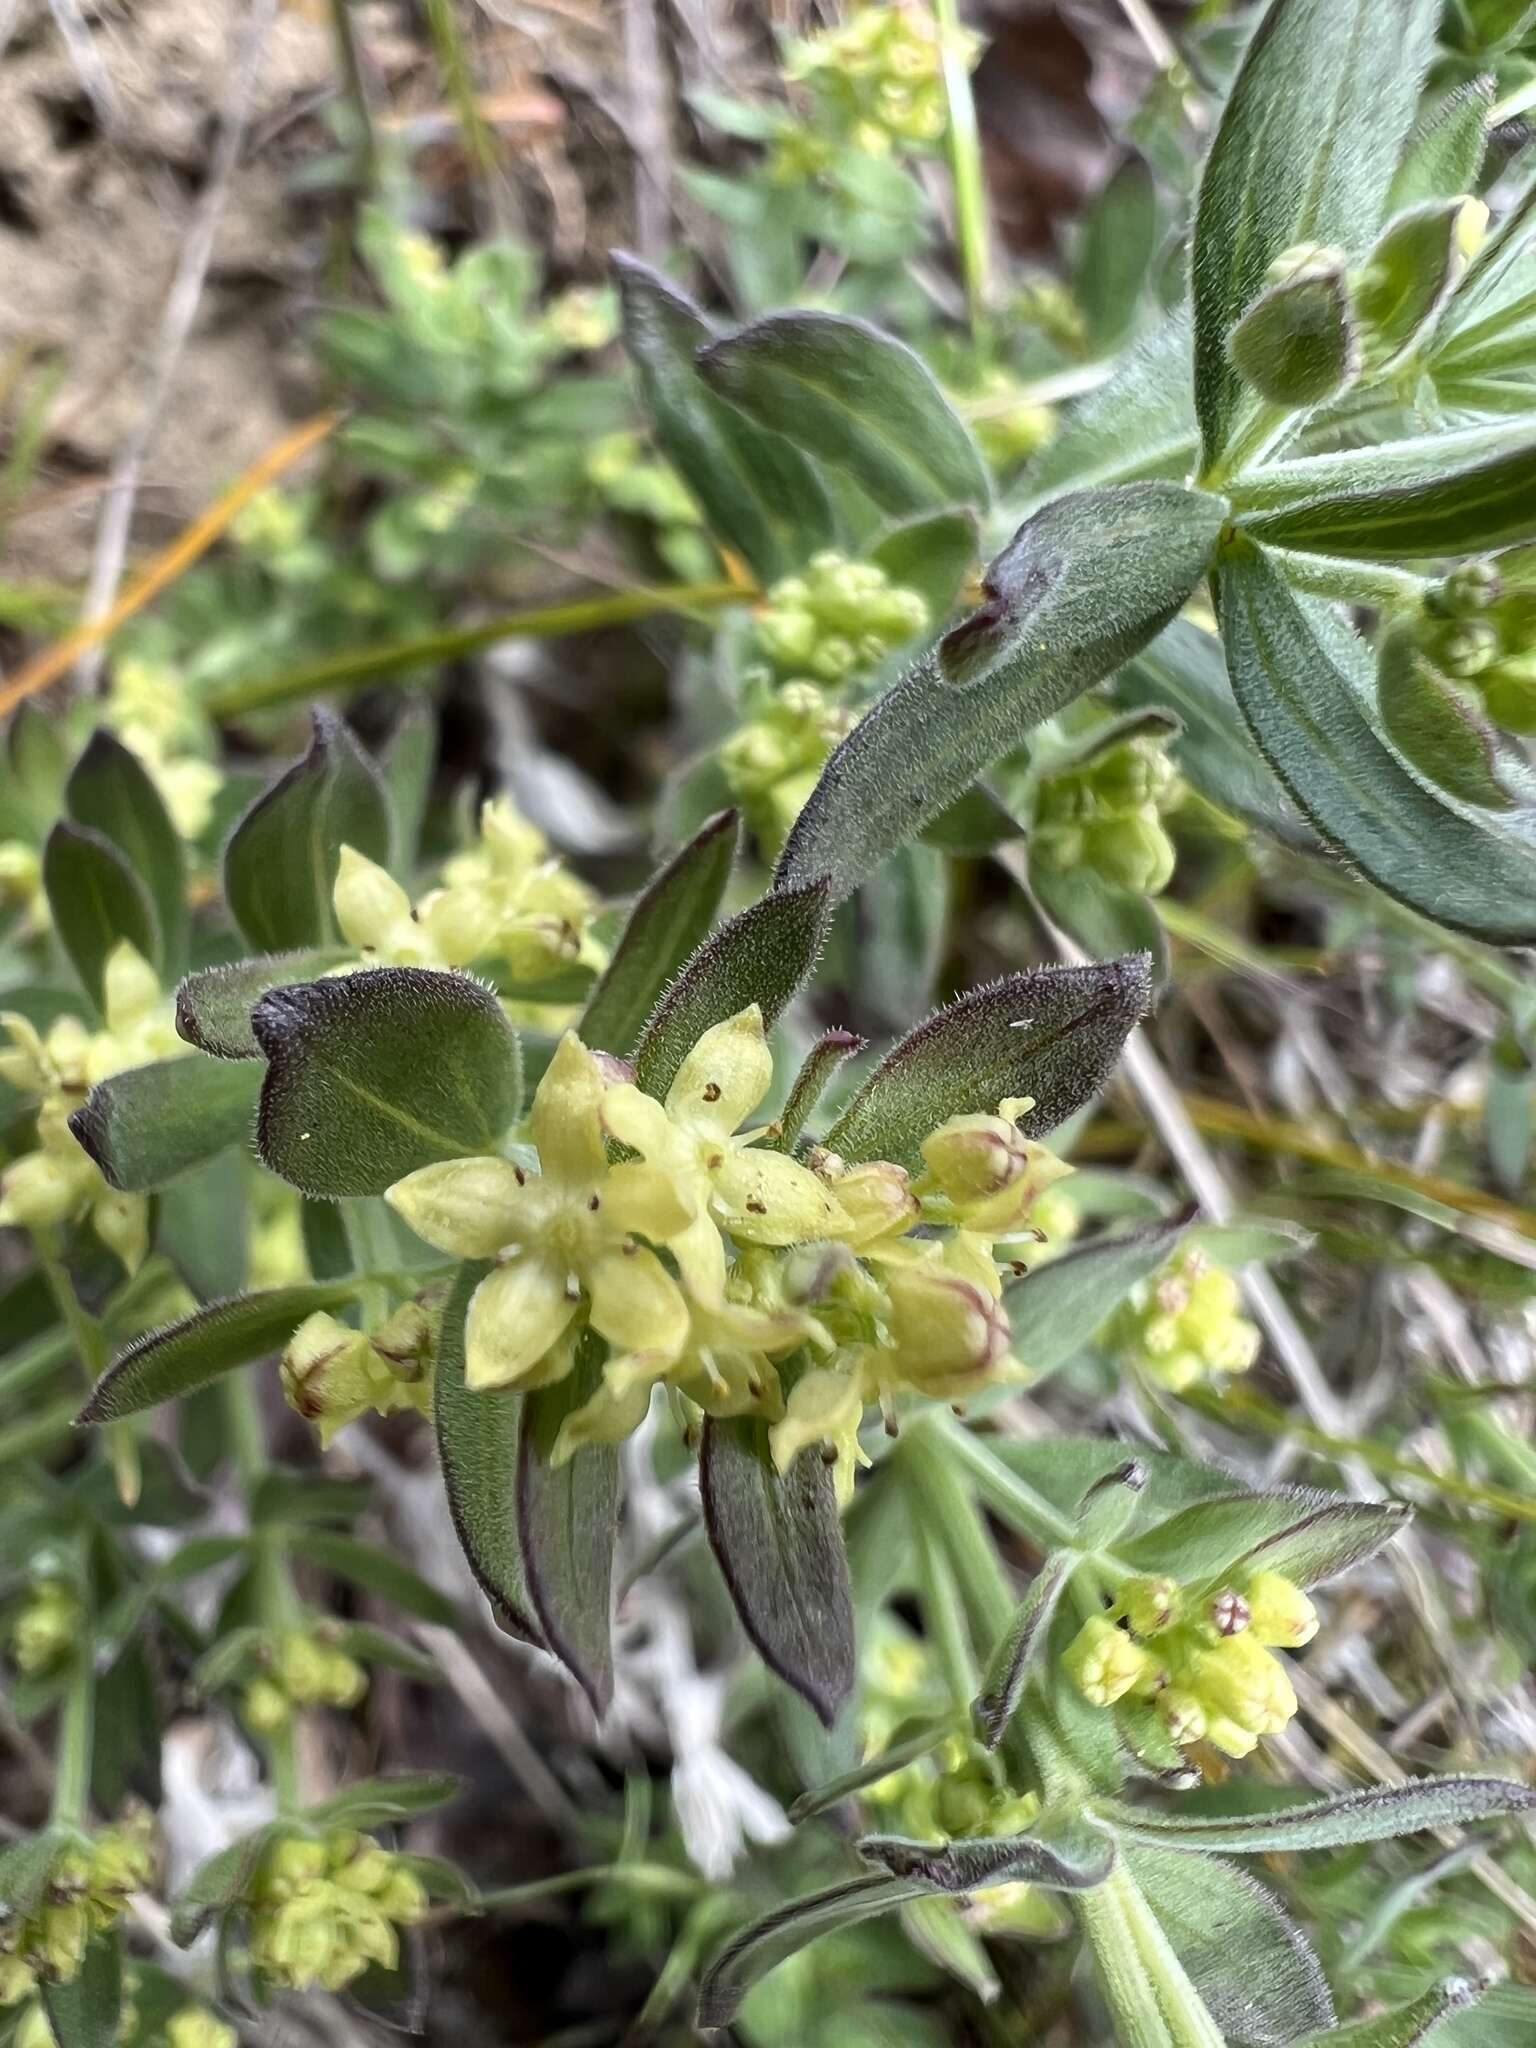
[917,1099,1073,1236]
[1243,1571,1319,1649]
[168,2008,239,2048]
[1185,1632,1297,1739]
[768,1365,868,1505]
[248,1828,426,1993]
[1062,1615,1159,1708]
[8,1579,78,1677]
[280,1305,434,1444]
[600,1006,849,1307]
[386,1033,692,1391]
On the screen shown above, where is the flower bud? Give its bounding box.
[1208,1589,1251,1638]
[0,1149,90,1232]
[9,1579,79,1677]
[1063,1616,1158,1708]
[1437,620,1500,679]
[242,1676,291,1735]
[1230,254,1358,407]
[1244,1570,1319,1648]
[280,1313,379,1444]
[1188,1633,1297,1737]
[90,1189,150,1275]
[812,1154,919,1247]
[334,846,415,955]
[168,2009,239,2048]
[1156,1688,1207,1746]
[1121,1576,1180,1638]
[921,1112,1034,1203]
[368,1300,436,1379]
[883,1264,1011,1398]
[1436,558,1502,616]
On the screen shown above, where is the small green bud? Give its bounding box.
[1229,254,1358,407]
[1062,1615,1158,1708]
[1244,1570,1319,1648]
[1437,620,1501,680]
[1121,1575,1180,1638]
[1435,558,1502,616]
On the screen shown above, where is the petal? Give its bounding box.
[768,1367,863,1475]
[531,1031,607,1186]
[604,1160,697,1240]
[665,1005,772,1138]
[588,1244,690,1359]
[713,1147,849,1246]
[668,1210,728,1308]
[600,1082,679,1160]
[334,845,414,953]
[386,1156,538,1257]
[465,1256,577,1388]
[553,1374,654,1463]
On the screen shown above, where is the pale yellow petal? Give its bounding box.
[530,1032,607,1186]
[552,1374,654,1463]
[603,1160,697,1240]
[464,1256,577,1389]
[334,845,414,953]
[665,1005,772,1137]
[668,1210,728,1307]
[713,1148,848,1246]
[600,1082,678,1159]
[386,1155,536,1257]
[768,1367,863,1475]
[587,1244,689,1359]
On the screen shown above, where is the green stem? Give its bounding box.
[1265,547,1430,612]
[1112,1861,1227,2048]
[52,1636,95,1829]
[1078,1874,1176,2048]
[221,1373,304,1812]
[1200,399,1294,489]
[327,0,378,193]
[933,0,991,329]
[342,1199,398,1328]
[37,1242,107,1393]
[204,581,747,719]
[423,0,498,185]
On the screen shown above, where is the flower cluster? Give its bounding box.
[385,1009,1068,1490]
[0,943,186,1269]
[1414,550,1536,735]
[334,796,604,1006]
[1110,1244,1261,1392]
[280,1301,437,1447]
[103,653,223,841]
[5,1577,79,1678]
[723,553,928,852]
[1033,734,1180,898]
[966,369,1059,471]
[240,1629,368,1736]
[246,1829,427,1993]
[0,1816,154,2008]
[12,1985,234,2048]
[1063,1568,1318,1759]
[780,3,979,162]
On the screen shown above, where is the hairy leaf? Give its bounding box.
[434,1261,543,1643]
[777,484,1226,900]
[632,879,831,1101]
[825,956,1152,1169]
[1387,78,1492,213]
[1299,1977,1486,2048]
[176,950,353,1058]
[70,1055,261,1192]
[1118,1490,1407,1586]
[1376,621,1516,811]
[1126,1846,1335,2047]
[1216,540,1536,944]
[869,507,979,620]
[170,1826,277,1946]
[42,821,158,1014]
[579,808,739,1054]
[1236,1499,1413,1586]
[253,968,523,1197]
[1005,1214,1189,1382]
[613,254,832,580]
[700,1415,855,1727]
[789,1719,951,1823]
[304,1772,461,1828]
[858,1820,1114,1892]
[1101,1776,1536,1853]
[519,1336,620,1713]
[768,1027,866,1152]
[1191,0,1438,467]
[79,1283,359,1424]
[224,709,392,951]
[974,1550,1077,1749]
[43,1935,122,2048]
[65,729,186,978]
[698,310,990,516]
[697,1873,931,2029]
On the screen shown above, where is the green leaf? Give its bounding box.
[974,1550,1077,1749]
[858,1820,1115,1892]
[1233,426,1536,558]
[175,950,353,1059]
[69,1054,261,1192]
[1357,201,1474,369]
[0,1828,69,1915]
[868,508,979,621]
[329,1621,438,1682]
[434,1261,543,1644]
[42,821,158,1013]
[788,1718,951,1823]
[1191,0,1438,468]
[299,1528,460,1627]
[303,1771,461,1829]
[519,1336,621,1715]
[1004,311,1197,520]
[1078,155,1157,355]
[79,1283,360,1424]
[776,483,1227,901]
[612,254,832,581]
[1215,540,1536,945]
[1387,78,1492,213]
[824,956,1152,1169]
[1005,1214,1189,1382]
[700,1414,855,1728]
[1300,1978,1487,2048]
[917,781,1024,856]
[6,702,70,837]
[698,310,990,517]
[65,729,186,978]
[42,1934,122,2048]
[1124,1846,1335,2048]
[253,967,523,1197]
[1117,1489,1407,1586]
[697,1872,933,2029]
[170,1825,277,1945]
[1030,864,1170,992]
[1376,620,1516,810]
[1100,1776,1536,1853]
[767,1027,866,1153]
[632,879,832,1101]
[224,709,392,951]
[579,808,740,1055]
